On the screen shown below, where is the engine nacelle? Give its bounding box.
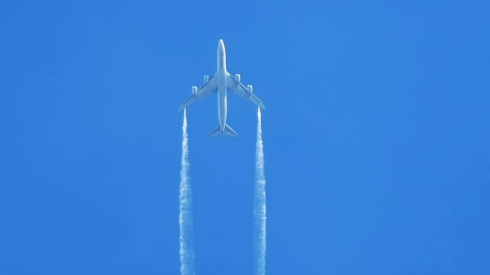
[191,86,198,94]
[235,74,241,82]
[247,84,253,93]
[204,75,209,83]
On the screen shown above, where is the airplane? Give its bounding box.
[179,39,265,137]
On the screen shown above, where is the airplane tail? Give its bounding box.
[208,124,237,137]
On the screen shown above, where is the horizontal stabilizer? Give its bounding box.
[208,124,237,137]
[224,124,237,137]
[208,125,222,137]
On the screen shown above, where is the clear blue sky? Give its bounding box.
[1,0,489,274]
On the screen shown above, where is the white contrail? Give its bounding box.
[179,108,195,275]
[254,107,267,275]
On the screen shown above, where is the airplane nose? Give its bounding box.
[218,39,225,54]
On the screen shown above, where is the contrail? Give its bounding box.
[253,107,267,275]
[179,108,195,275]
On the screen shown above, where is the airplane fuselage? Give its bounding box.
[179,39,264,137]
[216,39,228,134]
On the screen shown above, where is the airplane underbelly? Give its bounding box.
[214,70,227,130]
[217,79,227,129]
[218,93,227,127]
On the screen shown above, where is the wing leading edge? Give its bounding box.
[179,75,218,111]
[227,74,265,109]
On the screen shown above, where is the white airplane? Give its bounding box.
[179,39,265,137]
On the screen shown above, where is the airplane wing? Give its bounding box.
[227,74,266,109]
[179,75,218,111]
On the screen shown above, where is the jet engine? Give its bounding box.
[191,86,197,94]
[204,75,209,83]
[235,74,241,82]
[247,84,253,93]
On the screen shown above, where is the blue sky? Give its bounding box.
[1,0,489,274]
